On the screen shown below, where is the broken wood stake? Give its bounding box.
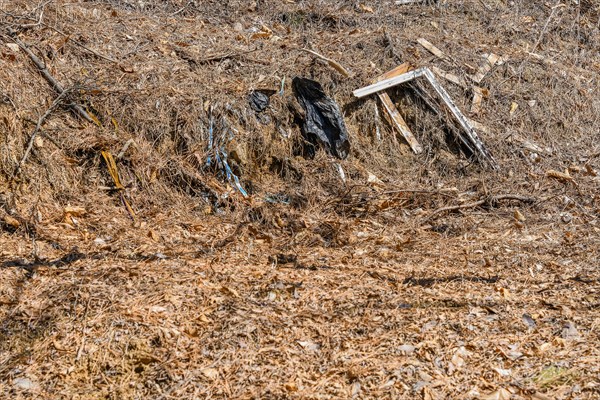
[374,64,423,154]
[353,67,499,169]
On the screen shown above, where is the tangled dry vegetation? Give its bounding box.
[1,0,600,399]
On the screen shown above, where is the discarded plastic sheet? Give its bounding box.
[205,115,249,198]
[353,67,498,169]
[248,90,275,113]
[293,77,350,159]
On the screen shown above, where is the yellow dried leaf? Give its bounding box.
[64,206,87,217]
[3,215,20,228]
[359,4,374,13]
[201,367,219,380]
[101,151,124,189]
[220,286,240,298]
[87,109,102,127]
[546,169,574,184]
[513,209,526,222]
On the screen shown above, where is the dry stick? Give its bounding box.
[40,23,119,63]
[532,3,564,51]
[11,92,66,181]
[9,33,94,123]
[300,48,351,77]
[423,194,536,222]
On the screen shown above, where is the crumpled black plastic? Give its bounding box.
[292,77,350,159]
[248,90,275,113]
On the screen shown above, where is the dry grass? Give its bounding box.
[1,0,600,398]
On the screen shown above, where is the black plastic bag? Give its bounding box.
[248,90,275,113]
[292,77,350,159]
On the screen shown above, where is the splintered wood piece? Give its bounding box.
[373,63,423,154]
[470,53,502,83]
[353,67,498,168]
[378,93,423,154]
[431,66,467,88]
[354,67,427,98]
[417,38,446,59]
[471,86,484,115]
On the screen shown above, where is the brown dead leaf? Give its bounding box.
[479,388,511,400]
[64,206,87,217]
[220,286,240,298]
[359,4,374,13]
[3,215,20,229]
[546,169,575,184]
[201,367,219,380]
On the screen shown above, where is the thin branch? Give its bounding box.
[11,92,66,181]
[299,48,351,77]
[423,194,537,222]
[40,23,119,63]
[7,32,94,123]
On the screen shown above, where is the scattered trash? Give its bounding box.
[354,67,498,168]
[334,163,346,183]
[562,321,580,340]
[204,109,249,198]
[292,77,351,159]
[248,90,275,113]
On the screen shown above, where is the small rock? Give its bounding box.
[562,321,580,340]
[14,377,39,391]
[522,313,536,329]
[398,344,416,355]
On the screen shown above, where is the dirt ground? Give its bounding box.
[1,0,600,399]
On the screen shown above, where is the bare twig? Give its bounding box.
[423,194,536,222]
[300,48,351,77]
[532,3,565,51]
[40,23,119,63]
[8,32,94,123]
[11,92,66,181]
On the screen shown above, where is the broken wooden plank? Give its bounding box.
[379,94,423,154]
[431,66,467,88]
[374,64,423,154]
[467,118,491,135]
[421,68,498,169]
[354,67,427,98]
[471,86,484,115]
[354,67,498,169]
[470,53,503,83]
[417,38,446,59]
